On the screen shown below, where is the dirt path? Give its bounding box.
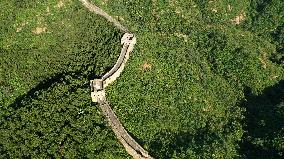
[80,0,154,158]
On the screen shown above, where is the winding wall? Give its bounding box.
[80,0,154,158]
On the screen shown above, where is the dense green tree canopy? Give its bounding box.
[0,0,283,158]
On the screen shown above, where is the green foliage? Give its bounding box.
[1,0,284,158]
[240,81,284,158]
[93,0,284,158]
[238,1,284,158]
[0,78,128,158]
[0,0,129,158]
[243,0,284,65]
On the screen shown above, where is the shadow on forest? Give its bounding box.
[2,68,108,129]
[8,69,98,110]
[148,80,284,159]
[6,56,114,110]
[239,80,284,159]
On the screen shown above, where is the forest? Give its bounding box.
[0,0,283,158]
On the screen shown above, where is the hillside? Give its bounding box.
[1,0,284,158]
